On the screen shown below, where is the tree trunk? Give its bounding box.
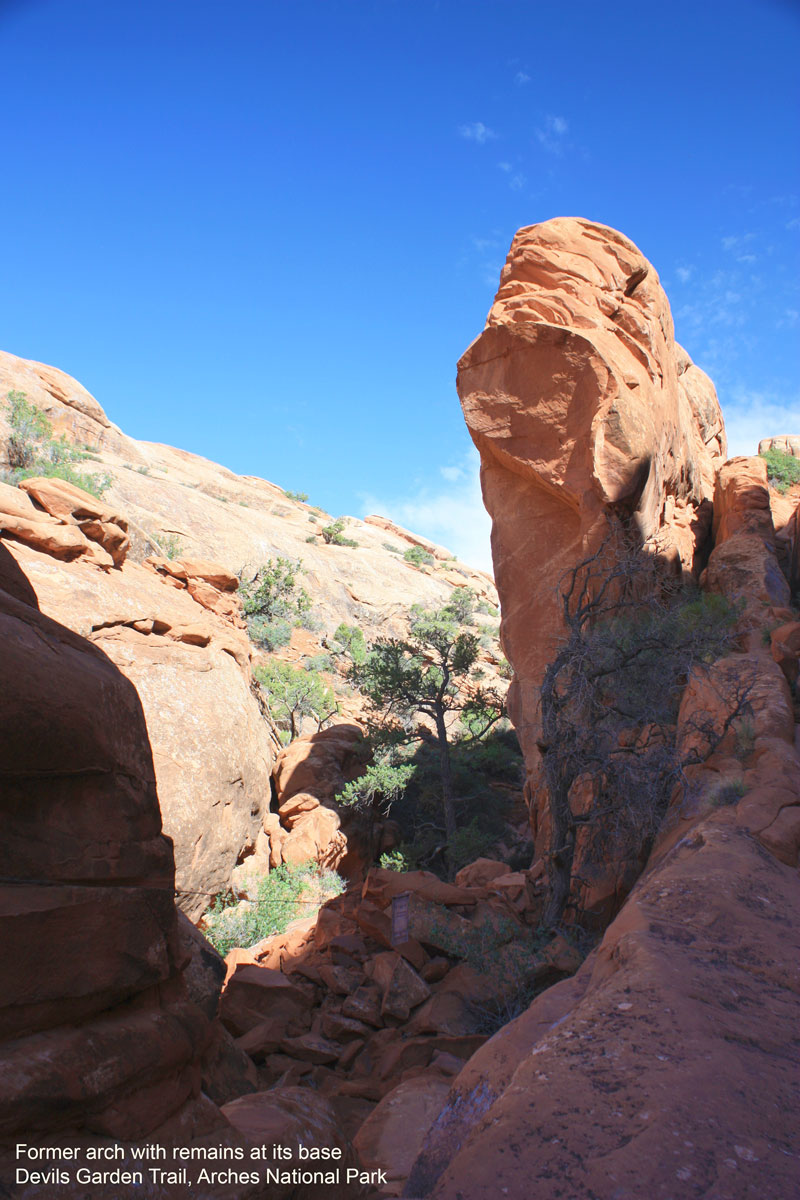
[434,709,458,869]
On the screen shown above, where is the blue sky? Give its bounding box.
[2,0,798,570]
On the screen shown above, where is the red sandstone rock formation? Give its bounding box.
[401,220,800,1200]
[0,544,261,1199]
[457,217,726,801]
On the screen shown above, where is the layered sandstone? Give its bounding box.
[0,478,276,920]
[457,217,726,788]
[0,544,261,1199]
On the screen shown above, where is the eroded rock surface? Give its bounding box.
[0,544,259,1198]
[457,217,725,799]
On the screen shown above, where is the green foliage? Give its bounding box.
[336,755,417,814]
[476,600,499,617]
[304,652,333,672]
[403,544,433,567]
[240,558,312,649]
[284,489,309,502]
[760,448,800,494]
[152,532,183,560]
[379,847,414,871]
[332,622,367,664]
[708,777,748,807]
[321,516,359,547]
[442,587,476,625]
[305,535,317,543]
[348,592,505,866]
[382,542,402,554]
[204,862,344,956]
[4,390,112,497]
[254,659,337,741]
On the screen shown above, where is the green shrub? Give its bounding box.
[254,659,337,741]
[151,532,183,560]
[284,489,309,502]
[383,542,402,554]
[305,535,317,543]
[248,618,292,651]
[333,622,367,664]
[336,756,416,815]
[304,652,333,672]
[760,448,800,495]
[403,544,433,568]
[204,862,343,956]
[322,517,359,548]
[4,390,112,497]
[379,847,414,871]
[239,557,312,648]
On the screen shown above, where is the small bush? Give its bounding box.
[382,542,402,554]
[4,390,112,496]
[322,517,359,548]
[284,489,309,503]
[204,862,343,956]
[377,848,412,872]
[151,532,183,560]
[333,622,367,665]
[254,659,337,740]
[760,448,800,495]
[304,652,333,672]
[248,618,292,651]
[336,757,416,815]
[239,558,312,646]
[305,535,317,543]
[403,544,434,568]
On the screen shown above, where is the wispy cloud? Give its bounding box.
[723,388,800,458]
[535,114,569,155]
[676,265,693,284]
[359,448,493,574]
[458,122,496,144]
[514,70,531,85]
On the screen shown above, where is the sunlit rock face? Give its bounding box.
[457,217,726,818]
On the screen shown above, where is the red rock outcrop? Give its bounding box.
[0,479,275,919]
[457,217,726,803]
[407,220,800,1200]
[0,543,262,1199]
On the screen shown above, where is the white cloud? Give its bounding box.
[535,114,569,154]
[722,388,800,458]
[458,122,496,144]
[359,448,493,574]
[514,70,531,85]
[676,265,693,283]
[498,161,512,172]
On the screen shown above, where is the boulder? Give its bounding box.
[353,1076,451,1197]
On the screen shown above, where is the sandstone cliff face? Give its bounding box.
[0,476,275,920]
[0,544,255,1197]
[457,217,725,793]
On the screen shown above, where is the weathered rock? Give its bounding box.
[703,456,791,616]
[20,475,130,565]
[759,434,800,458]
[219,964,313,1037]
[273,724,366,806]
[457,217,725,835]
[222,1087,359,1200]
[354,1076,452,1197]
[0,543,253,1196]
[407,817,800,1200]
[367,952,431,1021]
[771,620,800,684]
